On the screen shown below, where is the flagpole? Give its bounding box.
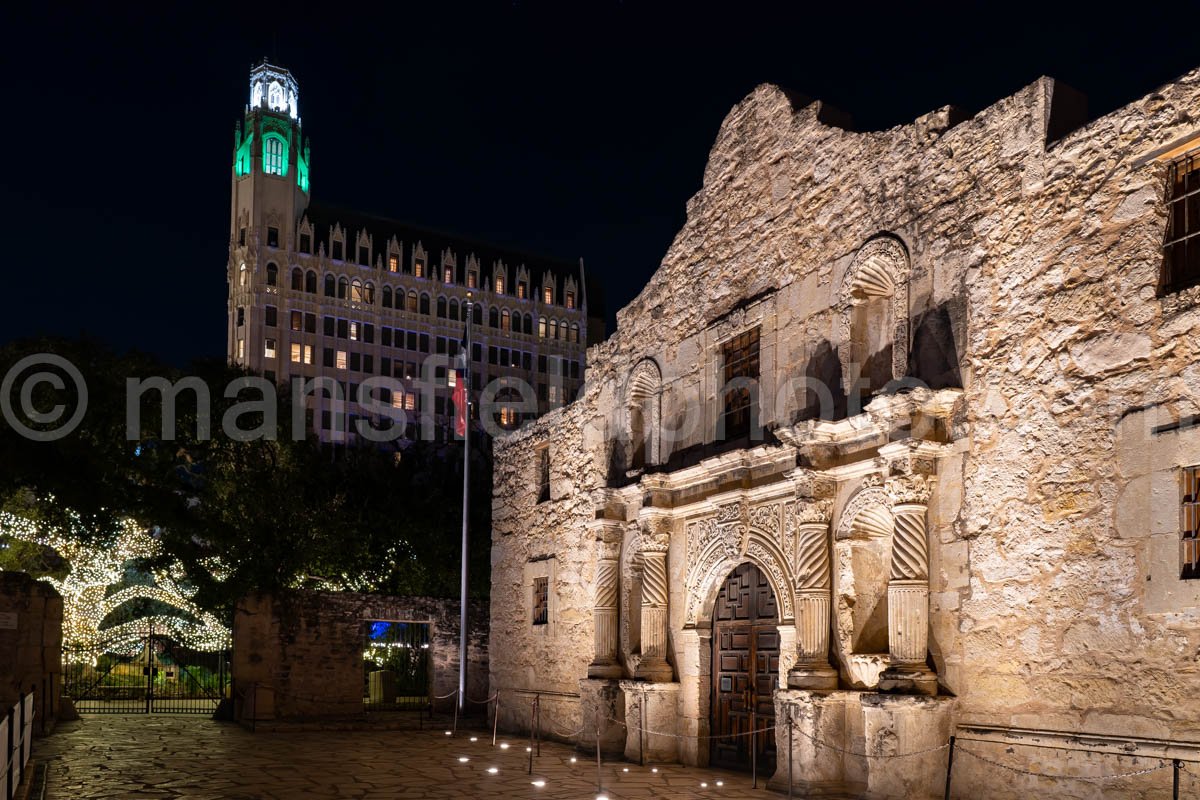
[458,293,472,714]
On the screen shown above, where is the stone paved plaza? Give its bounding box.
[36,715,763,799]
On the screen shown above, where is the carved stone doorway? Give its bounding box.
[709,563,778,772]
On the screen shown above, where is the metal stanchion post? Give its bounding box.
[944,735,956,800]
[536,695,541,757]
[787,711,794,800]
[528,697,536,775]
[596,720,603,794]
[1174,759,1181,800]
[492,696,500,746]
[639,689,645,767]
[453,689,459,734]
[752,708,758,789]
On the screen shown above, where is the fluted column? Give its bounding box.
[879,473,937,695]
[788,499,837,689]
[588,523,623,679]
[635,523,674,682]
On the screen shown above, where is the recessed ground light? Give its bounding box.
[701,782,708,788]
[444,731,452,736]
[500,743,510,750]
[470,737,478,742]
[569,757,577,763]
[458,757,469,763]
[487,767,498,774]
[651,767,658,773]
[531,779,546,787]
[716,781,724,786]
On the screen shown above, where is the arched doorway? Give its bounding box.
[710,562,778,771]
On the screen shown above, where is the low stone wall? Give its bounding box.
[0,571,62,735]
[232,591,488,724]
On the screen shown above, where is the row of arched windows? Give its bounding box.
[266,263,578,342]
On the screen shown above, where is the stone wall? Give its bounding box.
[232,591,487,723]
[0,571,62,735]
[491,64,1200,798]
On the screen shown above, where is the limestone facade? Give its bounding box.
[490,68,1200,797]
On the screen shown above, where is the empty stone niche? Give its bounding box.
[834,499,894,689]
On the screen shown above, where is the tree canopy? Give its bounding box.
[0,337,492,618]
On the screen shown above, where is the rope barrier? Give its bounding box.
[787,714,945,762]
[433,689,459,700]
[605,714,774,741]
[466,693,498,705]
[955,744,1173,781]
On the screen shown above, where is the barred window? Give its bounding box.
[532,577,549,626]
[1183,466,1200,579]
[720,327,760,439]
[1163,154,1200,294]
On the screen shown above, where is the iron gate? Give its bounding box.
[363,620,431,712]
[63,624,230,714]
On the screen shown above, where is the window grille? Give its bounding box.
[1163,154,1200,293]
[720,327,760,440]
[532,577,549,626]
[1183,465,1200,578]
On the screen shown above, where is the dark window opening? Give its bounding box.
[720,327,760,440]
[267,227,279,248]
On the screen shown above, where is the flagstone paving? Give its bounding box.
[37,715,765,799]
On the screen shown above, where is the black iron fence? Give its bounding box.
[362,620,431,713]
[63,625,230,715]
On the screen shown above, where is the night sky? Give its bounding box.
[1,4,1194,366]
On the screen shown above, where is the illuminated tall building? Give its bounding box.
[226,60,601,443]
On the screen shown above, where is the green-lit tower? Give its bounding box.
[227,60,311,369]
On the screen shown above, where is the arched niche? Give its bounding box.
[832,485,894,688]
[625,359,663,472]
[837,235,911,410]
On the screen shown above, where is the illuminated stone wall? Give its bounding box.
[491,66,1200,797]
[232,591,487,724]
[0,571,62,735]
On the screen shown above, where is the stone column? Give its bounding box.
[588,522,623,679]
[634,523,673,682]
[788,499,837,690]
[879,474,936,695]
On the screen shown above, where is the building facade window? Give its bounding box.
[468,270,478,289]
[1164,153,1200,294]
[444,267,454,283]
[264,338,276,359]
[263,136,285,176]
[291,310,303,331]
[517,281,527,299]
[543,286,553,304]
[265,306,277,327]
[1183,465,1200,579]
[389,254,399,272]
[414,259,424,278]
[267,227,279,248]
[495,275,505,294]
[720,326,761,440]
[336,350,348,370]
[267,263,278,286]
[565,290,575,309]
[532,577,549,626]
[290,343,302,363]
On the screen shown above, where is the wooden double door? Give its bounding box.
[710,562,779,772]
